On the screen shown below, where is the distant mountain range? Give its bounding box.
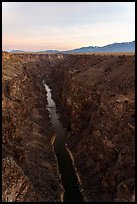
[10,41,135,54]
[65,41,135,53]
[10,50,26,53]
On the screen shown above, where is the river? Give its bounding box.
[43,81,83,202]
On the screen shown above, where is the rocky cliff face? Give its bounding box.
[50,54,135,202]
[2,52,64,202]
[2,52,135,202]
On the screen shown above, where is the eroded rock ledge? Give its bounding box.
[2,52,135,202]
[2,52,64,202]
[49,54,135,202]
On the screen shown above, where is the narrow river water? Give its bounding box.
[43,81,83,202]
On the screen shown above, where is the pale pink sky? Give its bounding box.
[2,2,135,51]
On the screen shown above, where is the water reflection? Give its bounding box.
[43,81,83,202]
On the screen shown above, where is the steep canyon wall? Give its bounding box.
[50,54,135,202]
[2,52,135,202]
[2,52,64,202]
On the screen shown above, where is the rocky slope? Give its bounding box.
[49,54,135,202]
[2,52,64,202]
[2,52,135,202]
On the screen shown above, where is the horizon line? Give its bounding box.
[3,40,135,52]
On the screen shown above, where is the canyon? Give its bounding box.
[2,51,135,202]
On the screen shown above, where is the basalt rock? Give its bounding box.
[2,52,135,202]
[2,52,64,202]
[50,54,135,202]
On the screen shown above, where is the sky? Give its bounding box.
[2,2,135,51]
